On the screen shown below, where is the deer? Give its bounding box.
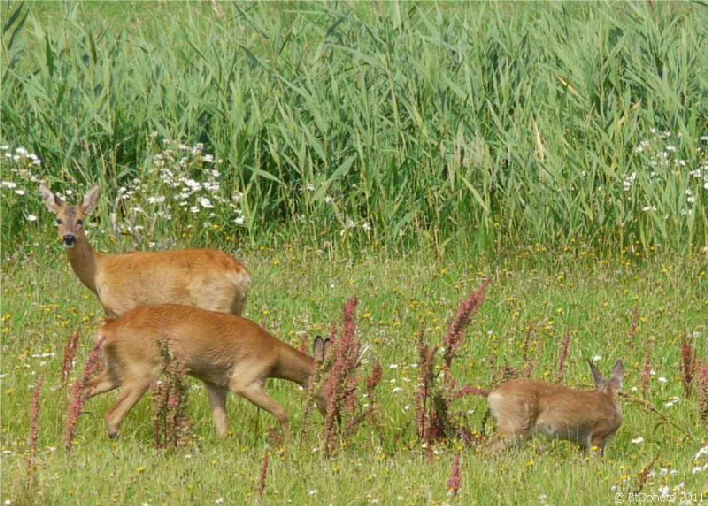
[38,183,251,317]
[84,304,332,441]
[486,360,624,455]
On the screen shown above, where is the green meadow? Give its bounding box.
[1,2,707,505]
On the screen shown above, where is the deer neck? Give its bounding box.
[274,345,316,388]
[66,236,101,295]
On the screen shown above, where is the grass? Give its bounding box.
[1,244,706,505]
[1,1,708,505]
[2,1,707,254]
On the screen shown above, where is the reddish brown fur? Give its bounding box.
[39,183,251,317]
[84,305,329,440]
[487,360,624,455]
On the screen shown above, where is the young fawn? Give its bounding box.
[84,305,331,440]
[39,183,251,317]
[487,360,624,455]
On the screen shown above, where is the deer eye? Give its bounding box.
[77,219,83,226]
[55,219,63,225]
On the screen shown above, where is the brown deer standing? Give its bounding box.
[84,305,331,440]
[39,183,251,317]
[487,360,624,455]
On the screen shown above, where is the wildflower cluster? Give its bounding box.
[110,137,247,245]
[0,146,43,229]
[631,130,708,216]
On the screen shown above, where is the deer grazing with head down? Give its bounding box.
[39,183,251,317]
[84,305,331,440]
[487,360,625,455]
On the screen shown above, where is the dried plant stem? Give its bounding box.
[65,337,105,452]
[258,451,270,500]
[447,451,462,497]
[26,374,45,488]
[60,330,80,387]
[556,331,572,384]
[697,359,708,425]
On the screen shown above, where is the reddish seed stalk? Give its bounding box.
[65,336,105,452]
[153,340,189,449]
[415,328,436,445]
[697,359,708,425]
[323,298,361,456]
[680,336,696,398]
[628,307,640,345]
[27,374,45,486]
[442,279,491,388]
[258,452,270,499]
[522,324,535,379]
[557,331,572,384]
[366,362,383,417]
[447,451,462,497]
[60,330,80,386]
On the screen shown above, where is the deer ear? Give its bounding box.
[610,360,625,389]
[39,182,63,213]
[82,184,101,215]
[313,336,332,362]
[587,359,605,388]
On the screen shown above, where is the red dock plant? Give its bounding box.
[258,451,270,500]
[447,451,462,497]
[556,330,572,384]
[321,298,373,456]
[60,330,80,387]
[680,336,697,398]
[152,340,190,449]
[65,336,105,452]
[697,359,708,425]
[415,280,491,448]
[26,374,45,488]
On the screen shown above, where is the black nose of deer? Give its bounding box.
[62,234,76,247]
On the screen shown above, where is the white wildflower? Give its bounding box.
[26,215,37,222]
[631,437,645,444]
[664,397,679,408]
[198,197,214,208]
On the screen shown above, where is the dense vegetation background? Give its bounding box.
[2,1,706,256]
[1,2,707,506]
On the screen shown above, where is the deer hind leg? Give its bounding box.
[230,376,291,441]
[105,374,153,439]
[84,367,120,400]
[205,383,230,438]
[487,394,536,453]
